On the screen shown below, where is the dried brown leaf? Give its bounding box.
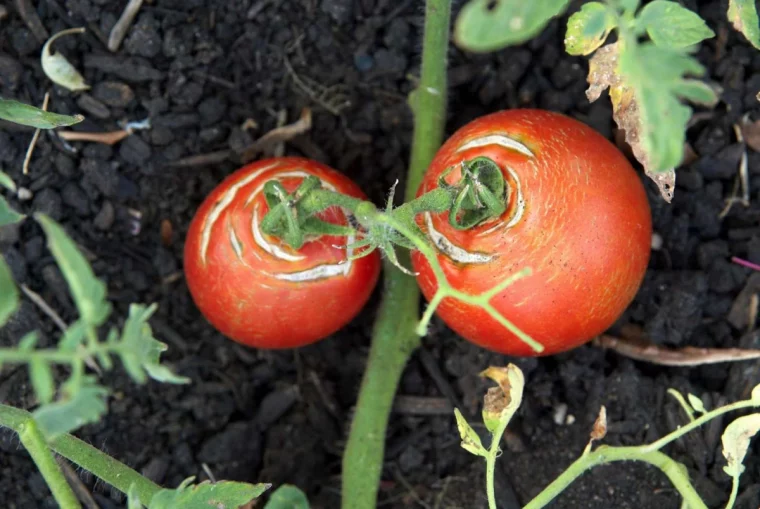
[590,405,607,441]
[586,43,675,202]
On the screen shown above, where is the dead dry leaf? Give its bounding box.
[41,27,90,91]
[590,406,607,441]
[586,43,675,202]
[240,108,312,162]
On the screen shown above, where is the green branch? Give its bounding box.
[340,1,452,507]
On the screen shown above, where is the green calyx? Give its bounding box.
[439,157,508,230]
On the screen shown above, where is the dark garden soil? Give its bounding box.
[2,0,760,508]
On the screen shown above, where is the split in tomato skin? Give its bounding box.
[183,157,381,349]
[411,109,652,357]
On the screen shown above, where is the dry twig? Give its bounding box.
[108,0,144,52]
[22,92,50,175]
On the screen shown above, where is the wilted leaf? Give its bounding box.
[728,0,760,50]
[30,358,55,405]
[36,213,111,327]
[687,393,706,414]
[0,98,83,129]
[590,405,607,441]
[454,408,487,456]
[263,484,310,509]
[0,170,16,192]
[118,303,190,385]
[0,255,19,326]
[149,477,270,509]
[480,364,525,433]
[454,0,572,52]
[33,375,109,437]
[41,27,90,92]
[721,413,760,478]
[636,1,715,48]
[586,42,717,202]
[565,2,616,56]
[0,195,24,227]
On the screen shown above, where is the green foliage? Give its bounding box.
[0,195,24,228]
[635,1,715,48]
[454,0,571,52]
[147,477,270,509]
[0,255,18,327]
[0,170,16,192]
[565,2,616,56]
[33,376,109,437]
[0,98,83,129]
[263,485,311,509]
[728,0,760,50]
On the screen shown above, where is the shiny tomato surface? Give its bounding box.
[411,109,652,356]
[184,157,381,349]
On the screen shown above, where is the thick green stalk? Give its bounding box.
[340,1,451,508]
[0,404,162,504]
[17,417,81,509]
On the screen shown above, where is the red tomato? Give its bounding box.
[411,109,652,357]
[184,157,381,349]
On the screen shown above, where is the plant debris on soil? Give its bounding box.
[2,1,760,508]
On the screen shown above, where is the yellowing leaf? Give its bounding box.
[586,42,717,202]
[728,0,760,50]
[721,413,760,478]
[41,28,90,92]
[454,408,487,456]
[565,2,616,56]
[480,364,525,434]
[687,393,706,413]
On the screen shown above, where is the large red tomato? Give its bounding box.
[411,109,652,357]
[184,157,381,349]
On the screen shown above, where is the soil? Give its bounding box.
[1,0,760,508]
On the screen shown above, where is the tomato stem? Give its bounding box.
[340,0,452,507]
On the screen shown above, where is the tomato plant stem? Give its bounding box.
[15,414,81,509]
[340,0,451,507]
[0,403,163,505]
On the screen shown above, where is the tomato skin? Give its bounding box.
[184,157,381,349]
[411,109,652,357]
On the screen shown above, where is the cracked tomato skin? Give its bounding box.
[184,157,381,349]
[411,109,652,357]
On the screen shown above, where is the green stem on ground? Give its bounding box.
[0,404,162,505]
[16,416,81,509]
[340,0,451,508]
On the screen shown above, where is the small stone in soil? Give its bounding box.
[0,54,22,90]
[54,153,76,178]
[93,201,115,230]
[82,144,113,160]
[61,182,90,217]
[32,188,63,220]
[76,94,111,120]
[92,81,135,108]
[124,14,163,59]
[119,135,152,165]
[198,96,228,126]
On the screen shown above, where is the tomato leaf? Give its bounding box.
[480,364,525,434]
[148,477,271,509]
[565,2,617,56]
[118,303,190,385]
[0,254,19,327]
[721,413,760,478]
[41,28,90,92]
[30,358,55,405]
[33,375,109,437]
[36,213,111,327]
[454,0,571,52]
[0,98,84,129]
[728,0,760,50]
[0,170,16,192]
[0,195,25,228]
[454,408,488,456]
[636,1,715,48]
[752,384,760,403]
[263,485,310,509]
[687,393,706,414]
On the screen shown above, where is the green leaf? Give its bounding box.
[0,170,16,192]
[33,375,109,437]
[58,320,86,352]
[687,394,706,414]
[119,303,190,385]
[36,213,111,327]
[149,477,271,509]
[0,195,25,228]
[454,0,572,52]
[19,332,38,351]
[454,408,488,456]
[728,0,760,50]
[617,42,716,173]
[0,255,19,326]
[128,484,143,509]
[721,413,760,478]
[264,485,310,509]
[620,0,640,14]
[41,28,90,92]
[666,388,696,421]
[565,2,617,56]
[30,358,55,405]
[0,98,84,129]
[637,1,714,48]
[752,384,760,403]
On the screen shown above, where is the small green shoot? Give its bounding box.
[263,484,311,509]
[147,477,271,509]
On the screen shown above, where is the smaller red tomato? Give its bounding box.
[184,157,381,349]
[411,109,652,357]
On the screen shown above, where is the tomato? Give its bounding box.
[184,157,381,349]
[411,109,652,357]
